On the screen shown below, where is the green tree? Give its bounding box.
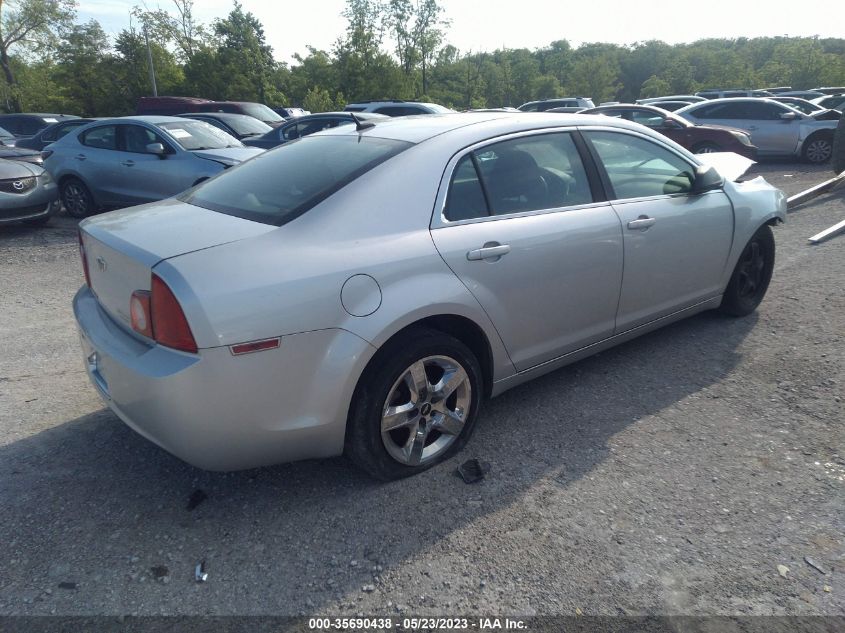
[53,19,110,115]
[0,0,76,111]
[212,1,276,102]
[640,75,671,98]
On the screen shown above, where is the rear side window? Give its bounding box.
[444,132,593,221]
[586,131,695,199]
[80,125,118,150]
[184,135,411,226]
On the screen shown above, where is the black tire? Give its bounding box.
[719,224,775,317]
[693,141,721,154]
[61,178,96,218]
[833,115,845,175]
[801,132,833,164]
[345,327,484,481]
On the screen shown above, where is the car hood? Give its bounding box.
[696,152,755,182]
[0,158,42,178]
[694,123,750,136]
[192,146,264,164]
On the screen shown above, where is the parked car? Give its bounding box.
[812,87,845,95]
[177,112,273,142]
[137,97,286,127]
[637,95,706,104]
[0,159,60,226]
[273,107,310,118]
[769,98,841,121]
[0,113,79,139]
[812,94,845,112]
[778,90,825,100]
[344,100,454,116]
[73,112,785,478]
[695,89,773,99]
[579,104,757,158]
[518,97,595,111]
[44,116,264,218]
[243,112,388,149]
[637,100,696,112]
[15,118,99,151]
[676,98,838,163]
[764,87,792,94]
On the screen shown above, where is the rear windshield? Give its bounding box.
[183,135,412,226]
[157,120,242,150]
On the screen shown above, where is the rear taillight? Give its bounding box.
[78,231,91,287]
[129,274,198,353]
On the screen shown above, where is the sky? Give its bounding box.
[78,0,843,63]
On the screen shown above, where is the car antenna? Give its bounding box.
[350,113,376,132]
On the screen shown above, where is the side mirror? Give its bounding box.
[780,111,799,121]
[691,164,724,194]
[146,142,166,157]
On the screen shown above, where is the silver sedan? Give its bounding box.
[74,113,786,479]
[43,116,264,217]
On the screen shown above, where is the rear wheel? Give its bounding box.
[719,225,775,317]
[345,328,483,480]
[801,133,833,164]
[61,178,96,218]
[693,141,721,154]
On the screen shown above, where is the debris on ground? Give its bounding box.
[150,565,169,581]
[57,582,77,590]
[195,560,208,583]
[804,556,828,575]
[456,459,490,484]
[777,564,790,578]
[186,489,208,511]
[362,584,375,593]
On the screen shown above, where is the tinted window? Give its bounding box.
[0,117,22,134]
[444,155,488,221]
[80,125,118,150]
[345,106,367,112]
[183,136,411,226]
[374,106,426,116]
[742,101,785,120]
[587,131,695,199]
[692,102,746,119]
[282,118,345,141]
[629,110,666,127]
[19,118,45,135]
[45,120,89,141]
[121,124,171,153]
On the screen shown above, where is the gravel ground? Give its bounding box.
[0,161,843,618]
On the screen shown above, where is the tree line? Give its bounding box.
[1,0,844,116]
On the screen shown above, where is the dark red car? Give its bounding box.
[579,104,757,159]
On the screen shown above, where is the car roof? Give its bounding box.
[182,112,261,121]
[319,111,658,145]
[0,113,78,119]
[92,115,198,125]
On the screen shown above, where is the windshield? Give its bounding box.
[240,103,284,123]
[157,120,243,150]
[183,135,411,226]
[227,116,273,136]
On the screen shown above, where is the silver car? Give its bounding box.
[676,98,837,163]
[74,113,786,479]
[0,159,60,226]
[43,116,264,218]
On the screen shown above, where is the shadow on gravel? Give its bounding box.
[0,311,757,613]
[0,215,80,246]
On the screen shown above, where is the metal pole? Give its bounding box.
[143,26,158,97]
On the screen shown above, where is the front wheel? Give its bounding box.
[61,178,96,218]
[802,133,833,164]
[719,225,775,317]
[345,328,483,480]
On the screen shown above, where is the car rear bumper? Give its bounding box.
[73,286,376,471]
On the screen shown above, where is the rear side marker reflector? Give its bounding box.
[230,338,281,356]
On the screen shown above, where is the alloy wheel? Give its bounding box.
[381,355,472,466]
[63,182,89,217]
[805,139,832,164]
[737,239,766,299]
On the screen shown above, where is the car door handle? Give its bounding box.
[75,154,86,161]
[467,243,511,261]
[627,216,656,231]
[121,160,135,167]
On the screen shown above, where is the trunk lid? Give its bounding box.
[80,198,275,331]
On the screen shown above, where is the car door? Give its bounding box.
[582,129,734,333]
[76,124,123,205]
[740,101,801,154]
[430,131,624,371]
[111,124,191,205]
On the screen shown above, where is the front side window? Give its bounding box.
[444,132,593,221]
[586,131,695,199]
[183,135,411,226]
[80,125,118,150]
[121,124,171,154]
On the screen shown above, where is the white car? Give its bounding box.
[676,98,837,163]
